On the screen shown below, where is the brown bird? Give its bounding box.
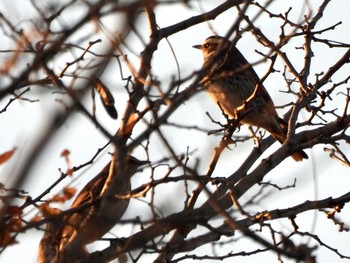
[193,35,308,161]
[46,155,148,262]
[37,210,63,263]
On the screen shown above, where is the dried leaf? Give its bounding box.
[60,149,72,172]
[50,195,66,203]
[9,218,22,232]
[39,203,62,217]
[60,149,70,157]
[0,230,16,246]
[0,148,17,165]
[63,187,77,200]
[94,79,118,119]
[30,214,42,223]
[7,206,22,217]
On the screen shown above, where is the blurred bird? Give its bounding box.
[37,210,63,263]
[53,155,148,262]
[193,35,308,162]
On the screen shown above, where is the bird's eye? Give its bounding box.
[203,43,210,49]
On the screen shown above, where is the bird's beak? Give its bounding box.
[192,44,202,50]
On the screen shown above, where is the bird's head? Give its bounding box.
[193,35,231,60]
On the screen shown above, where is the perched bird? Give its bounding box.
[50,155,148,262]
[193,35,308,162]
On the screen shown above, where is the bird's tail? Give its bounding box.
[271,129,308,162]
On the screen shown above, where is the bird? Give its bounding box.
[48,155,148,262]
[193,35,308,162]
[37,210,63,263]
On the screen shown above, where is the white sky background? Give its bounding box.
[0,0,350,262]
